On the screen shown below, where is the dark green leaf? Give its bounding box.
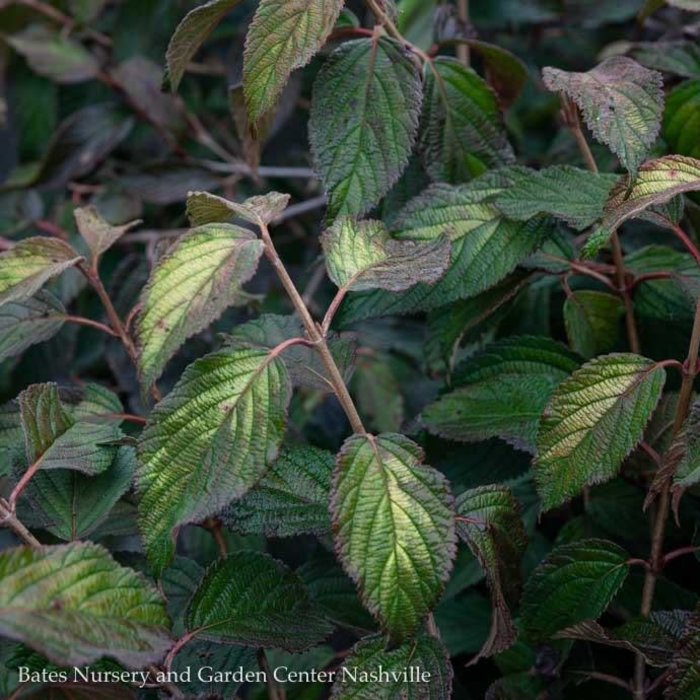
[563,291,625,358]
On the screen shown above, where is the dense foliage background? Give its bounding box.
[2,0,700,698]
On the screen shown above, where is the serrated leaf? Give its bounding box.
[0,291,65,363]
[166,0,243,91]
[21,446,135,541]
[521,538,629,641]
[663,613,700,700]
[456,485,527,661]
[339,180,550,321]
[0,543,170,667]
[244,0,344,124]
[422,337,579,451]
[664,80,700,160]
[224,445,332,537]
[18,383,121,476]
[563,291,625,358]
[309,36,422,218]
[672,403,700,510]
[542,57,663,175]
[0,238,82,306]
[224,314,355,392]
[137,348,291,575]
[493,166,617,230]
[331,433,456,644]
[419,57,515,183]
[322,217,450,292]
[534,354,665,510]
[186,190,290,227]
[74,206,140,260]
[583,156,700,256]
[136,223,264,389]
[331,633,453,699]
[6,26,100,84]
[630,40,700,78]
[185,550,332,650]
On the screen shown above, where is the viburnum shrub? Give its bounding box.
[4,0,700,698]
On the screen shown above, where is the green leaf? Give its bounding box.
[331,633,453,699]
[74,206,140,260]
[244,0,344,124]
[0,238,82,306]
[137,347,291,575]
[0,291,65,363]
[18,383,121,476]
[664,80,700,160]
[185,551,332,650]
[455,485,527,661]
[534,354,666,511]
[21,446,135,541]
[136,223,264,389]
[6,26,100,84]
[309,36,422,218]
[584,156,700,258]
[672,403,700,511]
[331,433,456,643]
[0,543,170,667]
[353,354,404,433]
[492,166,617,231]
[543,57,663,175]
[165,0,243,91]
[224,314,355,392]
[297,552,376,632]
[224,445,332,537]
[563,291,625,359]
[339,180,550,321]
[186,190,290,227]
[422,337,579,451]
[521,538,629,641]
[630,40,700,79]
[322,217,450,292]
[462,40,528,107]
[419,57,515,183]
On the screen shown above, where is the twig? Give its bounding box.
[669,222,700,269]
[662,545,700,566]
[633,296,700,698]
[456,0,470,65]
[58,315,120,337]
[0,498,42,549]
[193,158,317,180]
[260,222,365,434]
[257,649,284,700]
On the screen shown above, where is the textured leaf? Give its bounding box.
[563,291,625,359]
[74,206,140,260]
[419,57,515,183]
[186,190,290,227]
[672,403,700,510]
[22,446,135,541]
[331,634,453,699]
[521,538,629,641]
[535,354,666,510]
[353,354,404,433]
[224,445,332,537]
[0,543,170,667]
[543,57,663,175]
[585,156,700,257]
[455,485,527,661]
[664,80,700,159]
[185,551,332,650]
[224,314,355,392]
[136,223,264,389]
[339,180,550,321]
[422,337,579,451]
[0,238,82,306]
[18,383,120,476]
[630,40,700,78]
[663,613,700,700]
[322,218,450,292]
[331,433,456,643]
[137,348,291,575]
[309,36,422,218]
[166,0,243,91]
[493,166,617,230]
[6,26,100,84]
[297,553,376,632]
[244,0,344,124]
[0,291,65,363]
